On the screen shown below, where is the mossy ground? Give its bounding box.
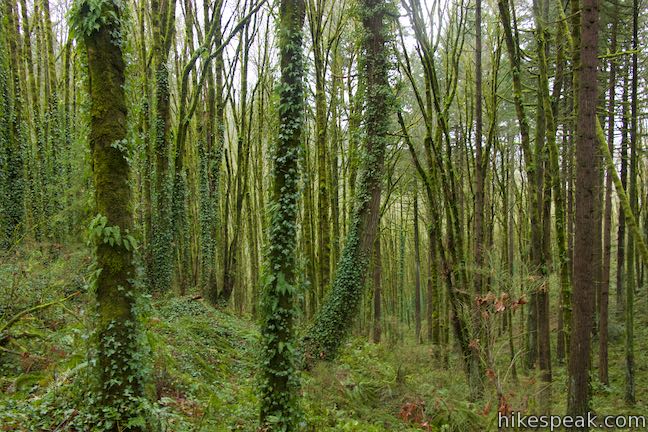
[1,244,646,431]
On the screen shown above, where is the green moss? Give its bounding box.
[74,1,149,428]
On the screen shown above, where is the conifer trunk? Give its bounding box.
[567,0,599,420]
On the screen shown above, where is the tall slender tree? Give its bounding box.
[150,0,176,293]
[259,0,306,427]
[624,0,639,405]
[599,1,619,386]
[2,0,25,248]
[302,0,393,365]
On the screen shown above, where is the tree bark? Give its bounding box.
[372,230,382,344]
[414,189,421,343]
[567,0,599,421]
[302,0,392,365]
[259,0,306,427]
[78,1,146,427]
[599,4,618,386]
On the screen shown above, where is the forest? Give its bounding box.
[0,0,647,428]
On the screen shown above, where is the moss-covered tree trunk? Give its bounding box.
[259,0,305,428]
[2,0,25,248]
[413,188,421,343]
[473,0,486,368]
[615,64,629,319]
[427,222,440,345]
[498,0,544,373]
[372,230,382,344]
[307,0,331,303]
[74,0,146,428]
[206,5,225,305]
[302,0,392,366]
[220,21,252,305]
[150,0,176,293]
[599,2,618,386]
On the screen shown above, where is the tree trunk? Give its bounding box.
[414,189,421,343]
[624,0,639,404]
[150,0,176,293]
[302,0,392,365]
[259,0,306,427]
[372,230,382,344]
[615,63,629,319]
[2,0,25,247]
[599,4,618,386]
[567,0,599,421]
[77,2,146,427]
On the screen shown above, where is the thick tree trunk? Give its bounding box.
[567,0,599,421]
[78,2,146,427]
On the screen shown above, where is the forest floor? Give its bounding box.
[1,243,647,431]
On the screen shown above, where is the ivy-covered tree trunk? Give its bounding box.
[372,230,382,344]
[73,0,146,428]
[150,0,176,293]
[413,189,421,343]
[259,0,305,427]
[0,27,8,247]
[302,0,392,366]
[1,0,25,248]
[567,0,599,419]
[19,0,45,242]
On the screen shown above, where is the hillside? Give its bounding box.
[2,245,647,431]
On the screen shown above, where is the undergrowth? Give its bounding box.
[1,243,646,431]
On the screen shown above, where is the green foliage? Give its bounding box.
[150,176,174,292]
[0,37,9,248]
[258,1,307,428]
[4,245,648,431]
[301,0,396,367]
[88,214,138,250]
[0,10,25,249]
[68,0,124,39]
